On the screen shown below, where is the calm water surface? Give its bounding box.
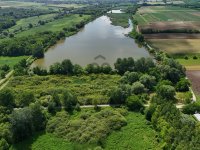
[32,15,150,68]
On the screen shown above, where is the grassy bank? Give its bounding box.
[107,13,130,28]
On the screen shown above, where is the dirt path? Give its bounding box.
[0,70,14,90]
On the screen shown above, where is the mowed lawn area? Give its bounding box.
[134,6,200,26]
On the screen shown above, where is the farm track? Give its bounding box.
[0,70,14,90]
[144,33,200,39]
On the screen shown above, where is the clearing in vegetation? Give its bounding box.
[104,112,159,149]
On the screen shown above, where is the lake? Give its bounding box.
[32,15,150,68]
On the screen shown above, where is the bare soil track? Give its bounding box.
[144,33,200,39]
[186,70,200,95]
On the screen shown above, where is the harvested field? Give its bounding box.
[139,21,200,33]
[148,39,200,54]
[186,70,200,95]
[144,33,200,39]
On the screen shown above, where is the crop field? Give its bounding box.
[134,6,200,25]
[144,33,200,39]
[0,1,43,8]
[139,21,200,34]
[7,74,120,105]
[13,14,91,38]
[148,39,200,54]
[47,4,87,8]
[8,14,58,34]
[175,55,200,70]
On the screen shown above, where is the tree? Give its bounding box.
[18,91,35,107]
[121,71,139,84]
[182,103,200,114]
[10,107,33,142]
[157,85,175,100]
[114,57,134,75]
[30,103,46,131]
[131,82,145,95]
[73,64,84,75]
[135,57,155,73]
[126,95,144,112]
[32,45,44,58]
[32,66,48,76]
[176,78,190,92]
[62,91,77,111]
[49,62,62,74]
[1,64,10,72]
[28,23,33,28]
[110,87,126,104]
[61,59,73,75]
[0,71,6,79]
[139,74,156,91]
[10,103,46,142]
[85,64,100,74]
[101,64,112,74]
[0,88,14,108]
[0,138,9,150]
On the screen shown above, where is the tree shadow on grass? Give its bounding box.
[11,131,45,150]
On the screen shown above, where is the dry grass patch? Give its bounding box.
[148,39,200,54]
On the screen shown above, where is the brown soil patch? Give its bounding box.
[139,21,200,32]
[144,33,200,39]
[186,70,200,95]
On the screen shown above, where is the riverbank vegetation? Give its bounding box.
[107,13,130,28]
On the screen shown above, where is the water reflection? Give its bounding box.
[32,15,149,68]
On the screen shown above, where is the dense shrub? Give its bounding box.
[156,85,175,100]
[131,81,145,95]
[182,103,200,114]
[46,108,127,144]
[176,78,190,92]
[126,95,144,112]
